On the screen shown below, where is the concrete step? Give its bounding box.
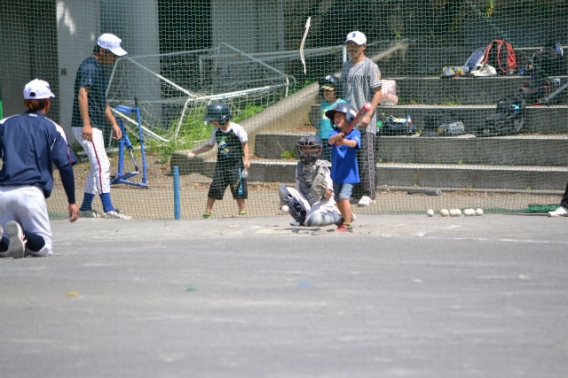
[170,154,568,191]
[377,134,568,166]
[254,133,568,166]
[381,105,568,134]
[391,76,567,105]
[404,46,545,76]
[390,76,568,105]
[309,104,568,134]
[377,162,568,191]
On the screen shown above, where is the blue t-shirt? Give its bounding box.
[329,128,361,184]
[317,98,345,139]
[0,111,76,199]
[71,56,107,129]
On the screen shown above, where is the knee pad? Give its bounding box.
[305,213,323,227]
[278,185,291,202]
[306,210,341,227]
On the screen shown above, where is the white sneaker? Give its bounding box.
[103,209,132,220]
[357,196,375,207]
[6,221,26,259]
[548,207,568,217]
[79,209,101,218]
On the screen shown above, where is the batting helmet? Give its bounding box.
[325,103,358,125]
[296,134,323,165]
[318,74,342,94]
[203,102,232,125]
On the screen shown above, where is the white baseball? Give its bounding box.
[449,209,457,217]
[464,209,474,216]
[440,209,449,217]
[187,151,195,158]
[426,209,434,217]
[475,208,484,216]
[455,209,462,216]
[281,205,290,214]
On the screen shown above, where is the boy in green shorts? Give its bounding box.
[188,102,250,218]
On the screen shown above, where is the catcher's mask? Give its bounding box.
[296,134,323,165]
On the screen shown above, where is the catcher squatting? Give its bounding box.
[278,134,346,228]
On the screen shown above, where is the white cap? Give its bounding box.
[346,31,367,45]
[23,79,55,100]
[97,33,127,57]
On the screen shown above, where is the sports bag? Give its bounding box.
[519,75,559,104]
[469,64,497,77]
[441,66,467,79]
[440,47,485,78]
[530,44,566,77]
[465,47,486,72]
[380,115,416,136]
[475,94,526,137]
[421,111,465,137]
[481,39,517,75]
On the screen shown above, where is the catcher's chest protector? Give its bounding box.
[297,162,319,205]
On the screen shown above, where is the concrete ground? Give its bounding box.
[1,214,568,378]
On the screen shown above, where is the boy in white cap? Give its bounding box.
[341,31,383,207]
[71,33,131,219]
[0,79,78,258]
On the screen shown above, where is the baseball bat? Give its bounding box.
[538,80,568,105]
[347,102,372,132]
[407,189,442,196]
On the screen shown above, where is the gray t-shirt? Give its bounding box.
[342,57,382,134]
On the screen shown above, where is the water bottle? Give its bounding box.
[376,119,382,133]
[406,114,413,132]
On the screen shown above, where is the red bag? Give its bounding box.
[482,39,517,75]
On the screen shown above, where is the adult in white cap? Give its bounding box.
[341,31,383,207]
[71,33,131,219]
[548,186,568,217]
[0,79,79,258]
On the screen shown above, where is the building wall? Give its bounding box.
[56,0,101,135]
[0,1,59,121]
[211,0,285,53]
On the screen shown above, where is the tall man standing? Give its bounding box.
[341,31,383,207]
[72,33,131,219]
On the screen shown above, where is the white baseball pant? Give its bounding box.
[72,127,111,194]
[0,186,52,256]
[281,187,341,227]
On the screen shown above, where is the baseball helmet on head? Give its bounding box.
[296,134,323,165]
[325,103,358,125]
[318,74,342,94]
[203,102,232,125]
